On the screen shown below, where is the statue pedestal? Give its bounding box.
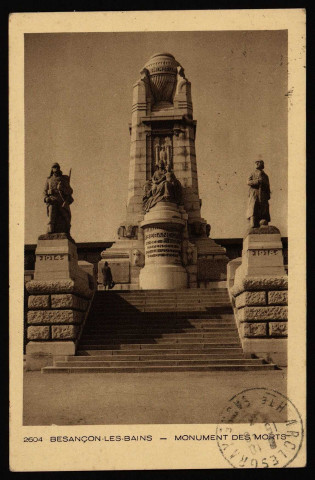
[139,202,188,289]
[25,233,94,370]
[229,226,288,366]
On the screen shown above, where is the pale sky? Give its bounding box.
[25,30,288,244]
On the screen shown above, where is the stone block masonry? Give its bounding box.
[26,289,90,342]
[238,306,287,322]
[233,288,288,338]
[231,278,288,366]
[27,326,50,340]
[268,291,288,305]
[27,324,77,342]
[28,295,50,309]
[235,291,266,308]
[51,325,80,340]
[27,309,84,325]
[50,294,89,311]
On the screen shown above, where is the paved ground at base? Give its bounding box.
[24,369,287,426]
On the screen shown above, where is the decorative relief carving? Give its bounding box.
[183,242,197,266]
[131,249,144,267]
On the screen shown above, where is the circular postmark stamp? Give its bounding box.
[216,388,304,468]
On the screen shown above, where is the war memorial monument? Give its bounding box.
[25,53,288,373]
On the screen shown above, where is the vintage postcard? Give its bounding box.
[9,9,306,470]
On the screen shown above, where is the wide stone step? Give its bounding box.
[102,296,231,299]
[88,316,235,324]
[77,347,244,355]
[78,342,241,350]
[92,296,230,302]
[94,300,230,305]
[42,363,277,373]
[95,302,231,306]
[95,293,229,296]
[92,305,231,311]
[88,317,234,322]
[79,335,240,343]
[96,291,229,294]
[68,352,246,361]
[81,330,238,337]
[91,308,231,315]
[87,323,236,330]
[54,358,266,368]
[84,327,237,334]
[80,334,240,343]
[97,289,228,295]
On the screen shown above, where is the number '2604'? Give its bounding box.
[23,437,43,442]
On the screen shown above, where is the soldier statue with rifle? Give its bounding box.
[44,163,74,234]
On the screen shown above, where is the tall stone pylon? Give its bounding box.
[99,53,228,289]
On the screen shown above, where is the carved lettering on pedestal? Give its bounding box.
[144,229,181,260]
[145,231,180,240]
[250,249,279,256]
[38,254,66,261]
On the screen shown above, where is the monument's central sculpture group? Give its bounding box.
[99,52,229,290]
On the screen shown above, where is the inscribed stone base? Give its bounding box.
[33,236,80,281]
[139,202,187,289]
[241,230,286,277]
[25,341,75,371]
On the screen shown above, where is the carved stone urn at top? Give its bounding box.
[143,52,180,107]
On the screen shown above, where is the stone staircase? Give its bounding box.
[42,289,277,373]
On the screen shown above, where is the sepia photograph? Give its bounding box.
[10,10,306,471]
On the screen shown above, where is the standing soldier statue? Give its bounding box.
[44,163,74,234]
[246,160,271,228]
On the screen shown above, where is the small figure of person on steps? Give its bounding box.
[102,261,113,290]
